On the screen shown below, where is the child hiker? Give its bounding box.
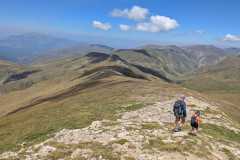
[190,110,201,135]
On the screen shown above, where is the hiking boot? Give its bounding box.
[188,131,197,136]
[173,127,181,132]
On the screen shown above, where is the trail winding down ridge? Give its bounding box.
[1,97,240,160]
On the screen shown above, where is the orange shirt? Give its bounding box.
[192,113,201,124]
[196,115,201,124]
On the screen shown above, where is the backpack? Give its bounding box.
[173,100,184,116]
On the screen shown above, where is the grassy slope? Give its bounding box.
[0,70,184,153]
[0,52,186,152]
[114,48,197,81]
[0,60,23,80]
[113,49,166,74]
[182,56,240,122]
[0,52,239,154]
[144,47,197,75]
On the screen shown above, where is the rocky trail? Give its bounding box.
[1,96,240,160]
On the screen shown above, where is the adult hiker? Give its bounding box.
[173,95,187,132]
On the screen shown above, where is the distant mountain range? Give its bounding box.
[1,43,240,93]
[0,32,240,92]
[0,33,78,63]
[0,33,240,65]
[0,33,239,85]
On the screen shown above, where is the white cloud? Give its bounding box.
[223,34,240,42]
[136,15,179,32]
[92,20,111,31]
[119,24,131,31]
[111,5,149,20]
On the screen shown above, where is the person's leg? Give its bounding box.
[192,128,196,135]
[192,123,198,135]
[174,116,181,131]
[179,117,185,128]
[175,116,179,127]
[195,123,199,133]
[190,123,194,133]
[191,128,195,134]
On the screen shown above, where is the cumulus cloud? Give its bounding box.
[111,5,149,20]
[136,15,179,32]
[92,20,111,31]
[119,24,131,31]
[96,6,179,33]
[223,34,240,42]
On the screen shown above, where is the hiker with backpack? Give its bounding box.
[190,110,201,136]
[173,95,187,132]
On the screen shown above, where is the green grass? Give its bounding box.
[0,101,141,153]
[74,142,120,160]
[0,73,184,154]
[124,156,135,160]
[202,123,240,143]
[182,78,240,92]
[47,141,70,150]
[0,79,150,153]
[45,141,120,160]
[182,76,240,123]
[141,122,161,130]
[119,102,145,112]
[144,137,211,158]
[47,149,72,160]
[144,137,183,152]
[221,148,237,160]
[111,139,129,145]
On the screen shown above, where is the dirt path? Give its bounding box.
[1,97,240,160]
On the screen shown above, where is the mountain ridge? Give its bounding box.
[0,41,239,159]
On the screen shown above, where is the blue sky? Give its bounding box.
[1,0,240,47]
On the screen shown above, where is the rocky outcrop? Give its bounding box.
[1,97,239,160]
